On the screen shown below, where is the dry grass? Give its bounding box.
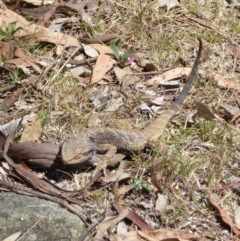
[1,0,240,239]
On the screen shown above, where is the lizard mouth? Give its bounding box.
[73,144,96,164]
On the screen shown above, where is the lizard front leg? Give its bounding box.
[80,144,117,192]
[61,137,117,191]
[92,144,117,175]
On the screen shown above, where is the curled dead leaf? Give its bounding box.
[209,193,240,236]
[145,67,240,90]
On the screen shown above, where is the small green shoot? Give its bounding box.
[131,177,153,191]
[109,39,133,67]
[0,21,23,41]
[9,67,21,82]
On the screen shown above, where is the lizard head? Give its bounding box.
[61,136,96,165]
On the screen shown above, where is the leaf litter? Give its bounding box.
[1,0,240,241]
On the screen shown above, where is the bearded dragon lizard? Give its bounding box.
[61,39,203,186]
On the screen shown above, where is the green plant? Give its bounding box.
[9,67,21,82]
[0,21,23,41]
[109,39,133,67]
[130,177,153,191]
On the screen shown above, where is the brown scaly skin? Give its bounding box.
[61,39,203,182]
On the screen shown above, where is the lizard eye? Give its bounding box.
[65,135,74,140]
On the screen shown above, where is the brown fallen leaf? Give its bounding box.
[21,75,40,86]
[231,110,240,123]
[145,67,191,86]
[2,230,26,241]
[112,231,145,241]
[145,67,240,90]
[14,48,42,73]
[202,68,240,90]
[117,184,135,196]
[0,88,23,112]
[113,195,155,231]
[95,209,129,241]
[5,56,42,74]
[20,114,42,142]
[19,0,53,6]
[195,102,215,120]
[0,9,80,47]
[4,58,32,68]
[102,161,127,183]
[15,48,39,64]
[209,193,240,237]
[79,34,119,44]
[19,1,97,24]
[152,0,180,11]
[138,229,198,241]
[90,44,116,84]
[0,41,15,61]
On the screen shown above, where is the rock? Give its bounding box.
[0,191,85,241]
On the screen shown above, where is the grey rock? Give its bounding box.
[0,191,86,241]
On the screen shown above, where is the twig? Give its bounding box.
[79,34,119,44]
[78,211,107,241]
[185,181,240,192]
[0,84,17,93]
[68,57,98,66]
[78,171,102,193]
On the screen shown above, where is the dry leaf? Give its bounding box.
[202,69,240,90]
[138,229,198,241]
[102,161,127,183]
[15,48,38,63]
[231,110,240,123]
[195,102,215,120]
[153,0,180,11]
[113,231,146,241]
[114,66,132,84]
[145,67,240,90]
[113,196,155,231]
[90,44,116,84]
[0,41,15,61]
[209,193,240,236]
[82,43,98,57]
[2,230,24,241]
[95,209,129,241]
[155,193,168,212]
[222,103,239,116]
[145,67,190,86]
[235,206,240,230]
[21,0,54,5]
[117,185,135,196]
[20,114,42,142]
[0,9,80,47]
[0,88,23,112]
[116,221,128,235]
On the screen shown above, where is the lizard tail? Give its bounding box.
[141,39,203,143]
